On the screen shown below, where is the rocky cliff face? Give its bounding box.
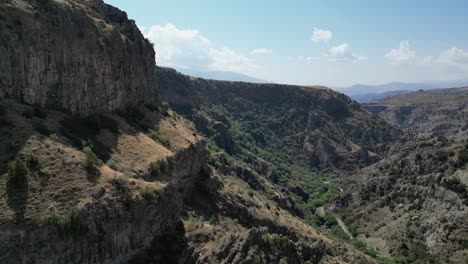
[0,0,157,114]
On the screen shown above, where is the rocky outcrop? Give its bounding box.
[0,0,157,114]
[212,228,326,264]
[0,141,209,264]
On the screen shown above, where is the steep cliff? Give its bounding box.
[0,0,157,114]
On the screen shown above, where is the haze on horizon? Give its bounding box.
[106,0,468,87]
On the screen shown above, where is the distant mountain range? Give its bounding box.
[334,80,468,103]
[176,69,271,83]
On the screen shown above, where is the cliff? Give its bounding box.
[0,0,157,114]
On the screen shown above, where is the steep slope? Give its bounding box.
[158,67,399,173]
[0,0,157,114]
[364,87,468,139]
[337,88,468,263]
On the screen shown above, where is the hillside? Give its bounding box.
[338,87,468,263]
[158,67,400,173]
[364,87,468,139]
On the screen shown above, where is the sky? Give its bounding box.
[105,0,468,86]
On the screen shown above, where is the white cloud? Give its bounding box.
[437,47,468,71]
[328,43,365,62]
[250,48,272,55]
[311,27,332,43]
[384,41,416,64]
[144,23,259,74]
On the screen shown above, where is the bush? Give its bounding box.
[33,122,51,136]
[8,157,29,185]
[44,208,87,238]
[140,186,159,200]
[161,102,170,114]
[106,159,121,171]
[83,147,101,172]
[26,154,42,171]
[148,159,167,177]
[148,129,170,147]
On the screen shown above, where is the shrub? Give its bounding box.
[140,186,159,200]
[161,102,170,114]
[44,208,87,238]
[8,157,29,185]
[83,147,101,172]
[106,159,121,171]
[148,129,170,147]
[33,122,51,136]
[148,159,167,177]
[33,107,47,118]
[26,154,42,171]
[111,174,129,189]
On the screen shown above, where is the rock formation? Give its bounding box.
[0,0,157,114]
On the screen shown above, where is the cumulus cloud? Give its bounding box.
[385,41,416,64]
[327,43,365,62]
[250,48,272,55]
[143,23,259,74]
[311,27,332,43]
[437,47,468,71]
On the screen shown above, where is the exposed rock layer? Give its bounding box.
[0,0,157,114]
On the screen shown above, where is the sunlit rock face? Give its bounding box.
[0,0,157,114]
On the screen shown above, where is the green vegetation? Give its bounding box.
[148,129,170,147]
[148,159,167,177]
[83,146,101,172]
[398,241,436,264]
[44,208,87,239]
[106,159,121,171]
[444,177,468,205]
[161,102,170,114]
[140,186,159,200]
[33,121,51,136]
[8,157,29,185]
[26,154,42,171]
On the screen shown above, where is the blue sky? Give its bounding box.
[106,0,468,86]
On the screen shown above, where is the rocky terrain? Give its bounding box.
[157,67,399,173]
[364,87,468,139]
[0,0,157,114]
[0,0,467,264]
[339,88,468,263]
[0,0,384,263]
